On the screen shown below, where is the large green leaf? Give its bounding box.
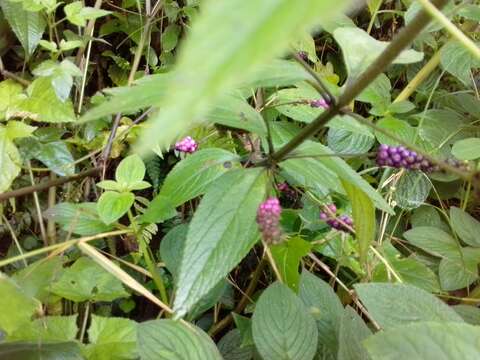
[0,274,40,335]
[173,168,267,317]
[337,307,372,360]
[343,181,375,268]
[299,271,343,358]
[135,0,352,153]
[365,322,480,359]
[333,27,423,79]
[438,249,480,291]
[375,116,416,147]
[450,207,480,247]
[394,171,432,210]
[452,138,480,161]
[440,41,480,86]
[97,191,135,225]
[141,148,240,223]
[159,224,189,279]
[217,329,254,360]
[354,283,463,329]
[83,315,137,360]
[51,257,128,302]
[8,315,78,342]
[0,80,24,120]
[403,226,459,258]
[137,319,222,360]
[252,282,318,360]
[0,0,45,57]
[20,139,75,176]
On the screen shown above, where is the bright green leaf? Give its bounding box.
[8,315,78,342]
[115,154,146,188]
[0,80,24,120]
[97,191,135,225]
[452,138,480,161]
[0,127,21,193]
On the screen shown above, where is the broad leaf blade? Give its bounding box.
[136,0,352,153]
[252,282,318,360]
[173,168,267,317]
[354,283,463,329]
[137,319,222,360]
[338,307,372,360]
[450,206,480,247]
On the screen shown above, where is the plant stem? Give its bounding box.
[27,161,48,245]
[266,0,449,164]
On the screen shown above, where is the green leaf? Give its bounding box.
[159,224,188,279]
[337,306,372,360]
[440,41,480,86]
[357,73,391,114]
[65,1,111,27]
[365,322,480,359]
[299,271,343,358]
[252,282,318,360]
[270,237,311,292]
[450,207,480,247]
[16,77,76,123]
[245,59,313,88]
[115,154,146,188]
[327,128,375,154]
[0,274,40,335]
[394,171,432,210]
[137,319,222,360]
[0,80,24,120]
[372,244,440,292]
[142,148,239,223]
[51,257,128,302]
[375,116,416,147]
[403,226,459,258]
[452,138,480,161]
[96,180,122,192]
[453,305,480,325]
[0,127,21,192]
[343,181,375,267]
[135,0,353,154]
[12,257,64,303]
[0,0,46,56]
[333,27,423,79]
[21,139,75,176]
[218,329,254,360]
[8,315,78,342]
[84,315,137,360]
[5,121,36,139]
[44,202,114,236]
[173,168,267,317]
[233,313,254,347]
[162,24,181,52]
[0,342,83,359]
[438,249,480,291]
[354,283,463,329]
[97,191,135,225]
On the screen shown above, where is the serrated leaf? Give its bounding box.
[135,0,353,154]
[333,27,423,79]
[65,1,111,27]
[253,282,318,360]
[450,207,480,247]
[354,283,463,329]
[97,191,134,225]
[299,271,343,358]
[375,116,416,147]
[51,257,128,302]
[0,127,21,193]
[21,139,75,176]
[142,148,240,223]
[403,226,458,258]
[394,171,431,210]
[8,315,78,342]
[337,306,372,360]
[173,168,267,317]
[137,319,222,360]
[0,0,46,56]
[115,154,146,188]
[0,80,24,120]
[365,322,480,359]
[84,315,137,360]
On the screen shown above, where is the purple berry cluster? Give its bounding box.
[309,99,329,109]
[277,182,296,201]
[319,204,354,233]
[376,144,436,172]
[175,136,198,153]
[257,197,282,244]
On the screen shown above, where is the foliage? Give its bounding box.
[1,0,480,358]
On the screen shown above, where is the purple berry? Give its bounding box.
[376,144,435,173]
[257,198,282,244]
[175,136,198,154]
[309,99,329,109]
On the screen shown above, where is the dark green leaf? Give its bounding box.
[450,207,480,247]
[337,307,372,360]
[218,329,254,360]
[0,342,82,360]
